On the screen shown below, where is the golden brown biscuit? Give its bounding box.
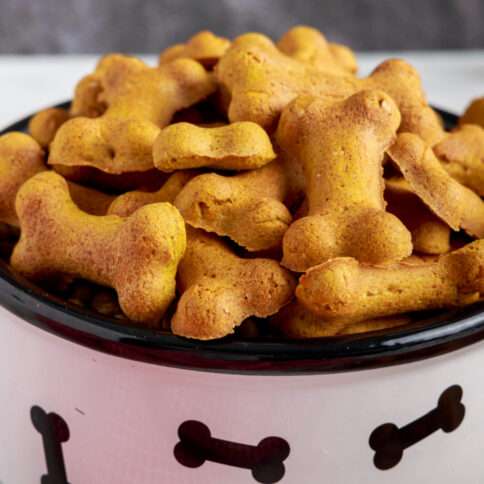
[216,33,356,130]
[171,228,296,340]
[434,124,484,196]
[70,74,107,118]
[174,161,292,251]
[364,60,445,145]
[297,239,484,321]
[328,43,358,74]
[0,131,114,224]
[3,28,483,343]
[388,133,484,238]
[273,301,411,338]
[278,90,412,271]
[50,54,216,174]
[385,178,451,255]
[11,171,186,325]
[459,97,484,128]
[153,121,276,172]
[277,26,357,74]
[159,31,231,69]
[216,33,444,143]
[28,108,70,148]
[0,132,45,226]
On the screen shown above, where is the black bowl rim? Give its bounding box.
[1,102,483,375]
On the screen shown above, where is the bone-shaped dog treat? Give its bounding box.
[272,301,411,338]
[370,385,465,470]
[215,33,356,130]
[277,90,412,271]
[31,405,71,484]
[108,170,195,217]
[49,54,216,174]
[174,161,292,251]
[363,59,445,146]
[433,124,484,196]
[388,133,484,238]
[459,96,484,128]
[328,43,358,74]
[153,121,276,172]
[28,108,70,148]
[11,171,186,324]
[297,239,484,320]
[171,228,296,339]
[159,30,231,69]
[70,74,107,118]
[0,132,113,224]
[0,132,45,226]
[216,33,444,143]
[385,178,451,255]
[277,25,357,74]
[174,420,290,484]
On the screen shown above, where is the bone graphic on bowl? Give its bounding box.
[174,420,290,483]
[369,385,465,470]
[30,405,70,484]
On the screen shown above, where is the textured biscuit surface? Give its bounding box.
[278,90,412,271]
[273,301,411,338]
[277,26,357,74]
[2,29,483,340]
[174,161,291,251]
[434,124,484,196]
[216,33,443,143]
[0,133,45,226]
[388,132,484,238]
[159,31,231,68]
[28,108,70,147]
[11,171,186,324]
[50,54,216,173]
[153,121,276,172]
[385,178,451,255]
[171,228,296,339]
[70,74,107,118]
[297,240,484,321]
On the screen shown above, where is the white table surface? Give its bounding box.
[0,51,483,129]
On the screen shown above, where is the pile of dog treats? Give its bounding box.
[0,27,483,340]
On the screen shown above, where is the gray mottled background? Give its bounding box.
[1,0,484,53]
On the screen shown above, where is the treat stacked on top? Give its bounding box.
[0,27,483,340]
